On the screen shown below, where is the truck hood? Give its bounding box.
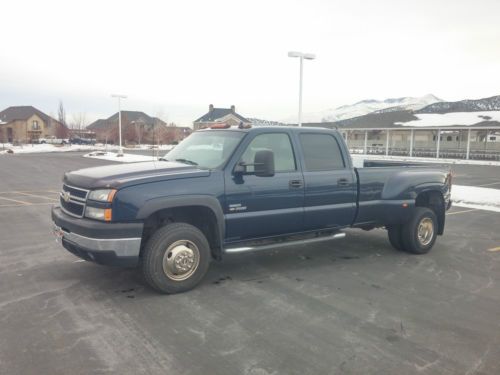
[63,161,210,189]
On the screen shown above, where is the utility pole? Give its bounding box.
[288,51,316,127]
[111,94,127,156]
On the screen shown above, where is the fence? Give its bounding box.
[341,127,500,161]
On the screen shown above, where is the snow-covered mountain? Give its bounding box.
[330,94,500,129]
[321,94,442,122]
[282,94,442,123]
[416,95,500,114]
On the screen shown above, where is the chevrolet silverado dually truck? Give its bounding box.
[52,126,452,293]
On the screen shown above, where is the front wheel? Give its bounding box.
[142,223,211,294]
[401,207,438,254]
[387,225,405,251]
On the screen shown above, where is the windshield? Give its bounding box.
[163,130,245,169]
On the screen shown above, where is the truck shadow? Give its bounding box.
[51,228,416,299]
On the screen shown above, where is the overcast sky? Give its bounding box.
[1,0,499,126]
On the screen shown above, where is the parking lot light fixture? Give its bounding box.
[111,94,127,156]
[288,51,316,127]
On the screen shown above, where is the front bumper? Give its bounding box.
[52,206,143,267]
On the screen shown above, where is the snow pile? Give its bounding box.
[397,111,500,127]
[0,143,117,155]
[452,185,500,212]
[351,154,500,167]
[83,152,158,163]
[0,143,175,155]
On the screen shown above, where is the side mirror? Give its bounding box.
[254,149,275,177]
[233,149,275,177]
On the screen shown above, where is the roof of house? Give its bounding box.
[87,111,166,130]
[0,106,53,124]
[194,107,250,123]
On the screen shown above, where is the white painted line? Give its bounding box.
[15,192,59,201]
[0,190,59,194]
[447,209,478,215]
[0,202,53,208]
[0,196,31,205]
[478,181,500,187]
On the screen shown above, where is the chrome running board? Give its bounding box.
[224,232,346,254]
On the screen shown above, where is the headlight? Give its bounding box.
[88,189,116,202]
[85,206,112,221]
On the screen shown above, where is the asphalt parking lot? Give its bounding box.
[1,152,499,375]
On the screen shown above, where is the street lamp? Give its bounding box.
[288,51,316,127]
[111,94,127,156]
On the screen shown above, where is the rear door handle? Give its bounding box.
[337,178,350,187]
[289,179,303,188]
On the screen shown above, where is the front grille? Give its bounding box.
[60,184,89,217]
[62,184,88,200]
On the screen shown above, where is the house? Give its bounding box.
[164,125,192,144]
[0,106,67,144]
[87,111,191,144]
[193,104,251,130]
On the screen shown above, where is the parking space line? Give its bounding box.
[15,192,59,201]
[447,209,478,215]
[0,190,59,195]
[488,246,500,252]
[0,196,31,205]
[0,202,54,208]
[478,181,500,187]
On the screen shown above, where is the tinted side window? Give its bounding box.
[240,133,296,172]
[299,134,345,171]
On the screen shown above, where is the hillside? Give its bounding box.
[282,94,441,123]
[307,95,500,129]
[416,95,500,114]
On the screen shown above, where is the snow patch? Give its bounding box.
[83,152,158,163]
[452,185,500,212]
[0,143,175,155]
[397,111,500,127]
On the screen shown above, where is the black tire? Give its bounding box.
[401,207,438,254]
[387,225,405,251]
[142,223,211,294]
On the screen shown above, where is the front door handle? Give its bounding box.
[289,179,303,188]
[337,178,350,187]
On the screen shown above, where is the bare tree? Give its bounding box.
[71,112,87,131]
[58,101,67,127]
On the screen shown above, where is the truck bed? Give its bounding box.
[353,163,450,226]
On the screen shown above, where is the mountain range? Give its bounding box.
[415,95,500,114]
[282,94,443,123]
[317,95,500,129]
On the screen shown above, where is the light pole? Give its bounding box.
[288,51,315,127]
[111,94,127,156]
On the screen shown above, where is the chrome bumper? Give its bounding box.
[53,224,142,257]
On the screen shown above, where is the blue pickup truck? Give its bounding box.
[52,126,452,293]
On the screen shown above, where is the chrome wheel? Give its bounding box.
[162,240,200,281]
[417,217,434,246]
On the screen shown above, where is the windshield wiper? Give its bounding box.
[173,158,198,166]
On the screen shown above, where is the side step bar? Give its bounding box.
[224,232,346,254]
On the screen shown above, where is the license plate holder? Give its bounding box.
[53,224,64,243]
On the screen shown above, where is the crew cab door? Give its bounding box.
[224,132,304,242]
[298,132,357,230]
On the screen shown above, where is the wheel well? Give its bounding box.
[415,190,445,235]
[141,206,221,259]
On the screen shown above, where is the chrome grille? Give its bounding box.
[60,184,89,218]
